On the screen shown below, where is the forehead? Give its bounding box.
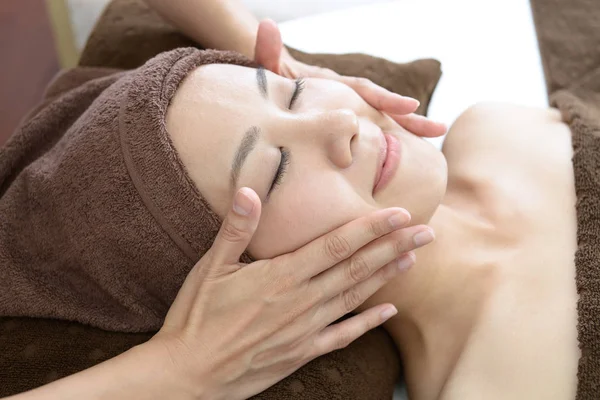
[184,64,256,99]
[177,64,267,128]
[166,64,261,216]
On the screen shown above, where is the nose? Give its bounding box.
[311,109,359,168]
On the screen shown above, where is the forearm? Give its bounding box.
[143,0,259,58]
[4,343,206,400]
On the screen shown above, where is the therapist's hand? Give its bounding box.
[254,19,447,138]
[148,187,434,400]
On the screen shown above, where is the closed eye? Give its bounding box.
[264,78,304,201]
[289,78,305,109]
[266,148,290,201]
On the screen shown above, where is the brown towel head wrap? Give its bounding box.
[0,48,257,332]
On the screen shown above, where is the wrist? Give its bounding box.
[127,341,216,400]
[144,0,258,60]
[228,30,257,60]
[216,1,259,59]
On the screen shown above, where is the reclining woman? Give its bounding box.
[167,57,579,399]
[109,0,585,397]
[0,5,580,400]
[140,15,580,398]
[0,45,443,400]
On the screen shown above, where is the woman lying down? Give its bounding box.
[0,48,580,399]
[171,58,580,399]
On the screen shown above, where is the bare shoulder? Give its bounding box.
[441,102,570,179]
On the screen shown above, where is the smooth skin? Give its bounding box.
[166,64,444,259]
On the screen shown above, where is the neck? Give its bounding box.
[385,203,500,400]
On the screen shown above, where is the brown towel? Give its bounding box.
[78,0,442,117]
[0,315,400,400]
[0,48,258,332]
[530,0,600,398]
[0,47,406,399]
[0,0,446,398]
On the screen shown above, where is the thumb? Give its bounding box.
[208,187,261,270]
[160,189,260,330]
[254,19,283,74]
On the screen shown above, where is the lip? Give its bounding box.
[373,132,401,194]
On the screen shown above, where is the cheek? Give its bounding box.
[378,132,448,224]
[247,178,376,260]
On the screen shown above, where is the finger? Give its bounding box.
[319,252,415,327]
[163,189,261,329]
[208,187,262,269]
[254,19,283,74]
[389,113,448,138]
[304,65,342,80]
[312,303,398,356]
[338,75,420,115]
[309,226,432,302]
[282,207,411,283]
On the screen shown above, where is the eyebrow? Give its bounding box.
[257,67,268,98]
[230,126,260,190]
[229,68,268,190]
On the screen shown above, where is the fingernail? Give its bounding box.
[397,253,415,271]
[388,210,410,229]
[402,96,420,108]
[233,188,254,216]
[380,306,398,321]
[413,229,435,247]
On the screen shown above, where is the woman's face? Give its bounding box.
[167,64,447,259]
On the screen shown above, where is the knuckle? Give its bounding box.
[307,282,326,307]
[220,221,248,243]
[393,234,411,255]
[342,287,363,313]
[368,217,388,237]
[318,66,336,76]
[381,262,400,281]
[347,254,371,283]
[285,348,307,368]
[324,235,353,262]
[353,77,371,87]
[267,273,297,297]
[334,331,354,350]
[277,272,297,291]
[280,307,301,327]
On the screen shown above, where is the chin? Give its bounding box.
[380,132,448,225]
